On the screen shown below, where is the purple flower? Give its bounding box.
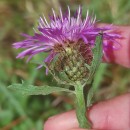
[13,6,121,69]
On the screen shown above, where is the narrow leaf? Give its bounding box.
[8,82,73,95]
[87,63,107,106]
[88,32,103,82]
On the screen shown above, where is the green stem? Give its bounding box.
[75,81,91,129]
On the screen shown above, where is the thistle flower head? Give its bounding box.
[13,6,121,83]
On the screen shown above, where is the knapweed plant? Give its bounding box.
[9,6,121,129]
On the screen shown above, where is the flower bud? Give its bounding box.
[49,42,93,84]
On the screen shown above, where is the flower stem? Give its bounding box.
[75,81,91,129]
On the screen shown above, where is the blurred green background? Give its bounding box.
[0,0,130,130]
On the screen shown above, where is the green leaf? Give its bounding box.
[87,63,107,106]
[87,32,103,82]
[8,82,73,95]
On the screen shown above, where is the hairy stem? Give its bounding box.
[75,81,91,128]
